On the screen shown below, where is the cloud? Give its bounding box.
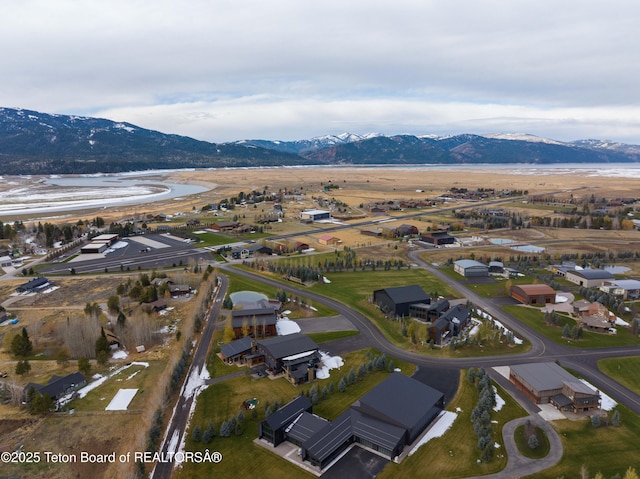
[1,0,639,142]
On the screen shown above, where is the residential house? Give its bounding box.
[16,277,50,293]
[255,333,321,384]
[231,307,278,339]
[600,279,640,300]
[373,285,430,318]
[260,374,444,470]
[25,372,86,405]
[509,362,600,413]
[420,231,457,246]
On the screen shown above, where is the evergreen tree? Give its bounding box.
[203,422,216,443]
[191,425,202,442]
[78,357,91,376]
[15,359,31,376]
[95,327,110,358]
[11,327,33,357]
[338,376,347,392]
[611,410,621,427]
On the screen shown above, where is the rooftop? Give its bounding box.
[510,362,598,396]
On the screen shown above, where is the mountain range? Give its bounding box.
[1,107,639,174]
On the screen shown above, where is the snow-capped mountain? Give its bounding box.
[1,106,640,174]
[229,132,381,154]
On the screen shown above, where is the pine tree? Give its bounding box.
[95,327,110,358]
[11,327,33,357]
[15,359,31,376]
[338,376,347,392]
[191,425,202,442]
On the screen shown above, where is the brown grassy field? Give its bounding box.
[8,166,640,226]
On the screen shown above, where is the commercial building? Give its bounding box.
[453,259,489,278]
[300,209,331,223]
[565,269,615,288]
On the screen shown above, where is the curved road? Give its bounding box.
[219,257,640,415]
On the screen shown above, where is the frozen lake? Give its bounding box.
[0,172,208,216]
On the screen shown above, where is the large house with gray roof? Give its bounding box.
[373,285,430,318]
[565,269,615,288]
[509,362,600,413]
[259,373,444,470]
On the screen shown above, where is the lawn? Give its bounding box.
[378,370,528,479]
[224,268,336,318]
[514,424,550,459]
[503,305,640,348]
[192,232,235,247]
[71,360,165,412]
[529,404,640,479]
[307,330,360,343]
[598,356,640,396]
[177,348,415,479]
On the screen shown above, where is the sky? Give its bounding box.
[2,1,640,144]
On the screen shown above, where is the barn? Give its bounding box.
[510,284,556,305]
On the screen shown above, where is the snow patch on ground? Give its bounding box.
[579,379,617,411]
[408,410,457,456]
[323,276,331,284]
[277,319,301,335]
[41,286,60,294]
[112,350,128,360]
[615,317,629,326]
[309,306,318,311]
[174,364,211,467]
[316,352,344,379]
[105,389,138,411]
[67,362,149,403]
[555,295,568,303]
[493,386,505,412]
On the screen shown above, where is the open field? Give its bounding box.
[598,356,640,396]
[504,305,640,348]
[531,404,640,479]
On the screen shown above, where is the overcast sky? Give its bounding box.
[3,1,640,143]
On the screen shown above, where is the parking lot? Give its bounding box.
[40,234,212,274]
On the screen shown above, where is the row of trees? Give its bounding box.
[468,368,497,463]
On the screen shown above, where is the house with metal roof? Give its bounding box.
[231,307,278,339]
[565,269,615,288]
[256,333,320,384]
[25,372,86,406]
[510,284,556,305]
[454,259,488,277]
[259,396,314,447]
[373,285,431,318]
[219,336,255,364]
[509,362,600,413]
[600,279,640,300]
[259,373,444,471]
[16,277,51,293]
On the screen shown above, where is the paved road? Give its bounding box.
[219,258,640,415]
[151,275,228,479]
